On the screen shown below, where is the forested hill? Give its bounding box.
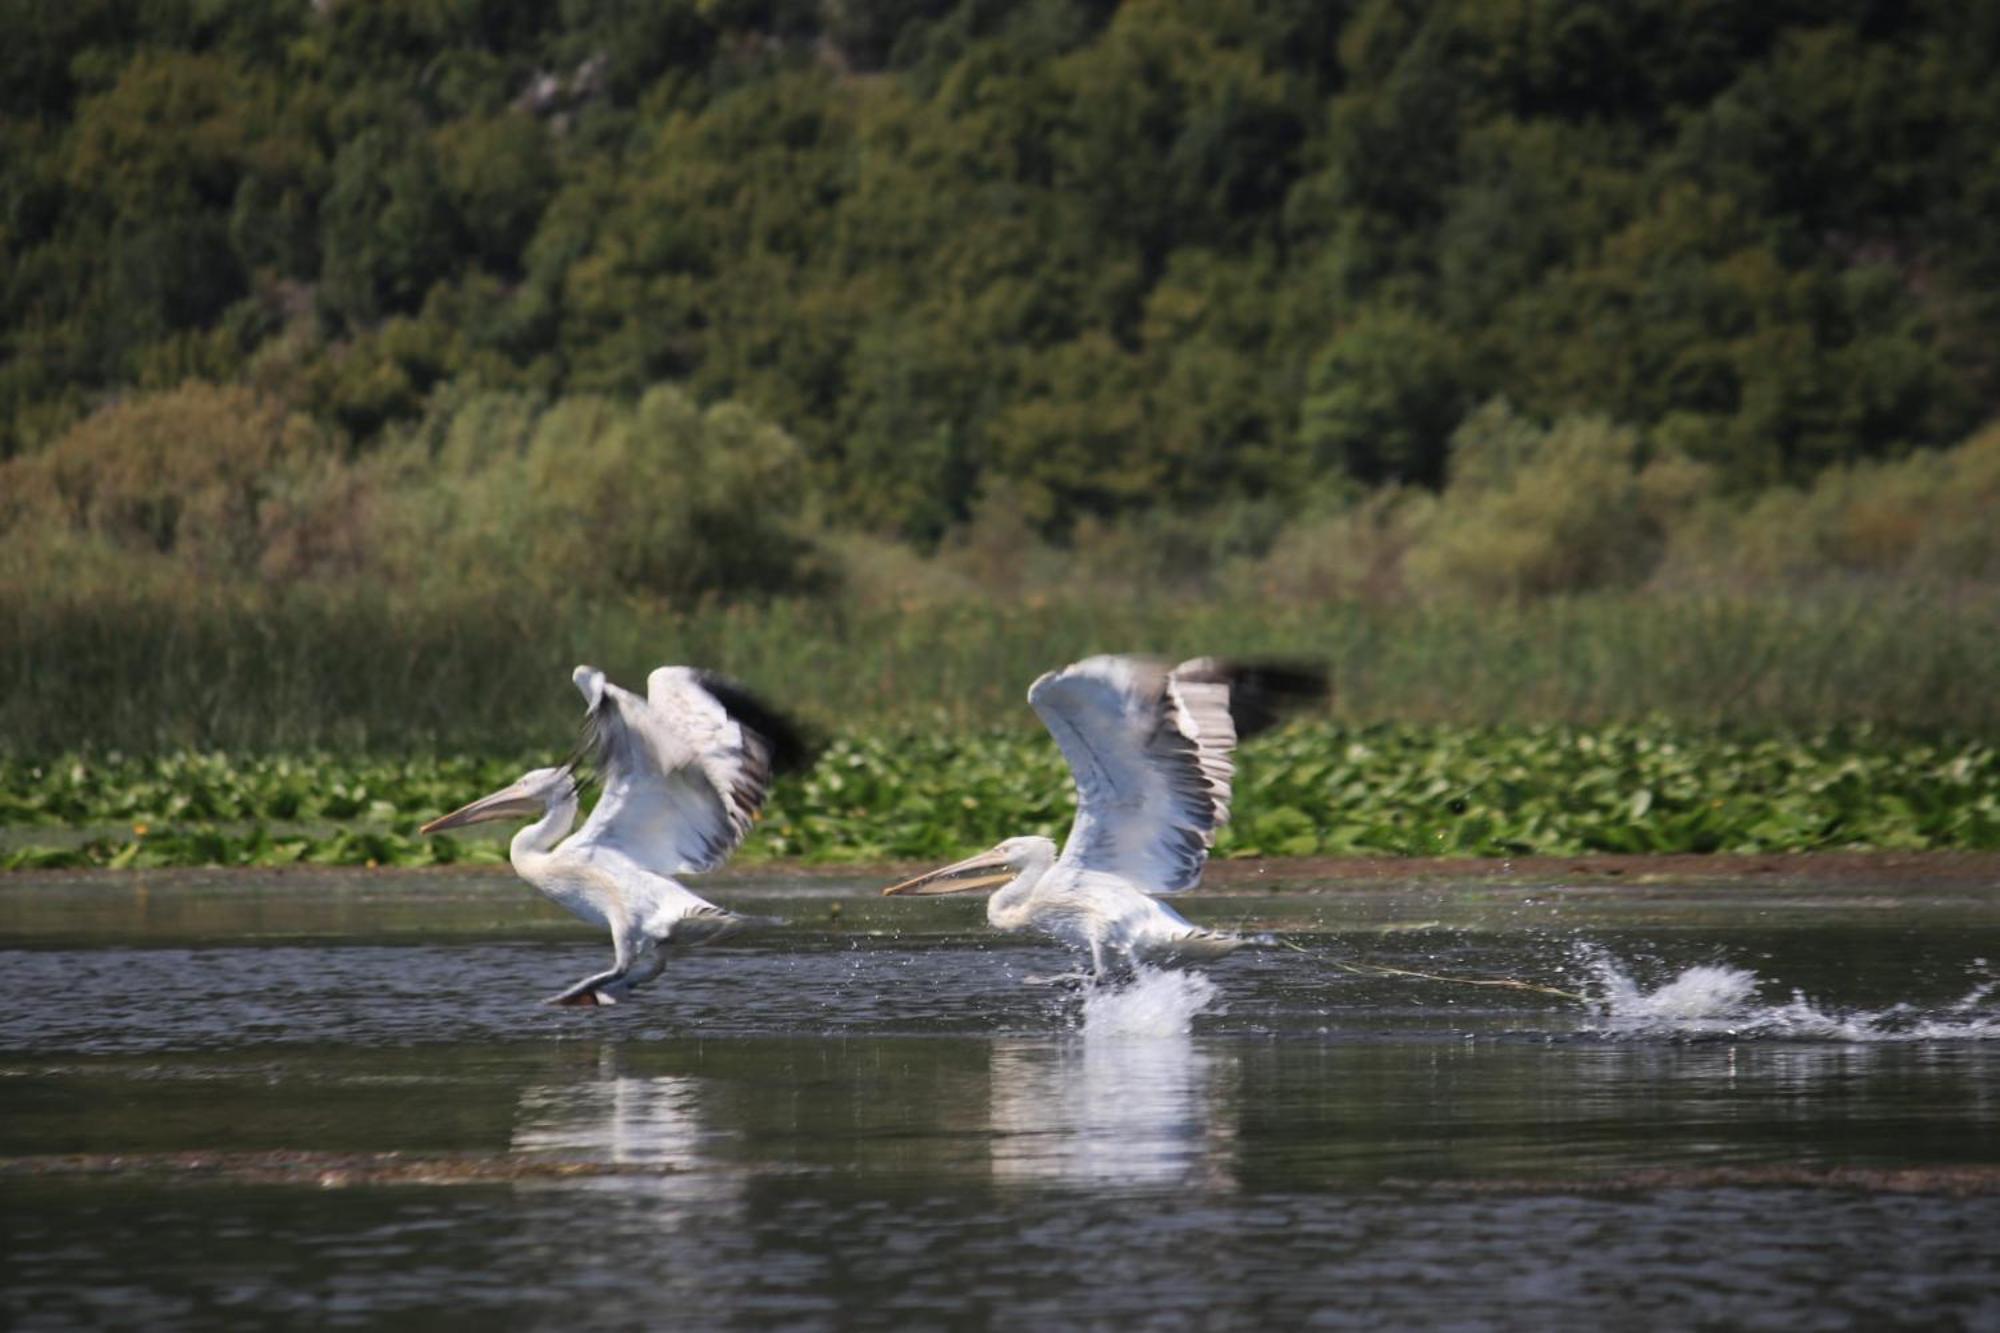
[6,1,1997,541]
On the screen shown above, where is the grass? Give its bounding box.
[6,581,1994,870]
[5,585,2000,755]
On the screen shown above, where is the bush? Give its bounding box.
[1232,489,1428,606]
[1669,419,2000,585]
[1404,401,1711,600]
[0,382,319,573]
[375,385,832,602]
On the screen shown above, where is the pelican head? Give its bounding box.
[882,835,1056,896]
[420,766,575,834]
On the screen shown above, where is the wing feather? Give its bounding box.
[1029,655,1327,894]
[565,664,806,874]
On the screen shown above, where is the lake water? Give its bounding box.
[3,869,1997,1329]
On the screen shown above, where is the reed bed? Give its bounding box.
[4,586,1997,756]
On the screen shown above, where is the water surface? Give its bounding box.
[3,870,1996,1329]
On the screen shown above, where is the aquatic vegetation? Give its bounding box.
[2,722,1994,870]
[1224,723,2000,858]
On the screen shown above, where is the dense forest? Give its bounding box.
[4,0,2000,651]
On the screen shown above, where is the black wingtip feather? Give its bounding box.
[558,694,614,797]
[693,672,818,775]
[1215,659,1331,740]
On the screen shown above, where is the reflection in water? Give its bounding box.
[504,1018,1244,1197]
[9,916,2000,1329]
[513,1074,707,1166]
[988,1028,1237,1192]
[509,1048,741,1206]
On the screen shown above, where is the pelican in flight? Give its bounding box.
[883,655,1326,976]
[421,665,807,1006]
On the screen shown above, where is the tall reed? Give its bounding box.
[4,582,1996,755]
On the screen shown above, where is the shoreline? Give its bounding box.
[6,849,1997,892]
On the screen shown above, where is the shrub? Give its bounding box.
[0,381,319,573]
[374,385,832,602]
[1404,401,1710,600]
[1668,419,2000,585]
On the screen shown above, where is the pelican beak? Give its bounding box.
[420,782,544,835]
[882,847,1017,896]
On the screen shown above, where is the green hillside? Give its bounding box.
[5,2,1999,754]
[9,2,1998,512]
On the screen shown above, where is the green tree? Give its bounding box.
[319,126,463,328]
[1299,308,1468,487]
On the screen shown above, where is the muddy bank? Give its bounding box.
[1195,849,2000,892]
[6,849,1997,895]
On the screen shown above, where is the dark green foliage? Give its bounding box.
[434,114,557,272]
[4,0,1994,503]
[4,722,1996,869]
[1299,309,1466,487]
[319,127,463,328]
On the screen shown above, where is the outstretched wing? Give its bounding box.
[566,664,808,874]
[1028,655,1327,894]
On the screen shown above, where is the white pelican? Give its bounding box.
[421,665,807,1006]
[883,655,1326,976]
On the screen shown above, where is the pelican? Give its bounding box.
[883,655,1327,976]
[421,665,807,1006]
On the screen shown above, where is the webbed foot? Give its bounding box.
[545,991,608,1007]
[543,978,625,1007]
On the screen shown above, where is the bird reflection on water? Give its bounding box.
[8,899,2000,1330]
[506,970,1240,1197]
[988,966,1234,1191]
[513,1069,711,1170]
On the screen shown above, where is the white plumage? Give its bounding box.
[1031,655,1244,895]
[568,666,784,875]
[885,654,1326,976]
[422,664,804,1005]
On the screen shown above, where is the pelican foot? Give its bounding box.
[544,988,618,1007]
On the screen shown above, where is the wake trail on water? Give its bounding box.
[1078,967,1219,1038]
[1573,946,2000,1040]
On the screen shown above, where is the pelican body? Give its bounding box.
[885,656,1326,976]
[422,665,806,1005]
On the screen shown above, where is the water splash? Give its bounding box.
[1080,967,1219,1038]
[1576,948,2000,1040]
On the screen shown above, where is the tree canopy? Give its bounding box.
[5,0,1996,544]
